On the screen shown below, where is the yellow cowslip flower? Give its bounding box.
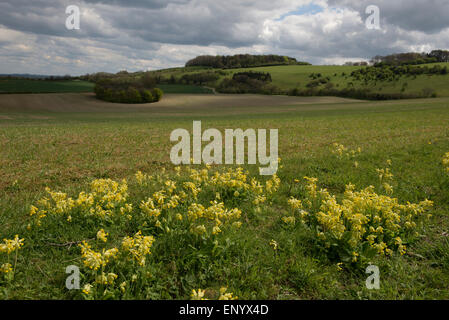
[336,262,344,271]
[30,205,39,216]
[107,273,118,284]
[135,171,152,185]
[140,198,161,217]
[153,190,166,205]
[282,216,296,225]
[120,203,133,215]
[165,180,177,193]
[0,235,25,254]
[120,281,127,293]
[219,287,238,300]
[188,203,205,220]
[288,197,302,210]
[184,182,201,198]
[121,231,155,266]
[398,244,407,255]
[376,168,394,182]
[97,229,108,243]
[352,251,359,262]
[253,195,266,206]
[79,241,118,271]
[191,289,207,300]
[443,152,449,173]
[193,225,207,235]
[175,213,183,221]
[212,226,222,235]
[232,221,242,229]
[383,183,394,195]
[0,263,13,274]
[269,239,278,251]
[82,284,92,295]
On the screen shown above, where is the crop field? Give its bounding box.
[1,93,449,299]
[0,79,94,94]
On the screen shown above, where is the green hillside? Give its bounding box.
[150,63,449,98]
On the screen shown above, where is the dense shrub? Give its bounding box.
[180,72,220,85]
[351,65,448,85]
[94,76,163,104]
[217,71,280,94]
[288,86,437,100]
[371,50,449,66]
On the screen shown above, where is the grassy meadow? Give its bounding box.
[1,92,449,299]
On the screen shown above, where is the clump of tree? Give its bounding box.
[217,71,279,94]
[306,74,330,88]
[185,54,310,69]
[179,72,220,85]
[94,74,163,104]
[350,64,448,85]
[371,50,449,66]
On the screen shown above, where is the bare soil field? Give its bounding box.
[0,92,361,114]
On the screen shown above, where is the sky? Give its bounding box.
[0,0,448,75]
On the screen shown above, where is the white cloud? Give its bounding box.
[0,0,448,74]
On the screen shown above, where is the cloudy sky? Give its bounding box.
[1,0,448,75]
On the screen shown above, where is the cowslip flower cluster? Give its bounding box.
[79,230,155,299]
[30,179,130,226]
[135,171,153,186]
[121,231,155,266]
[0,235,24,255]
[0,235,25,277]
[289,177,433,263]
[79,241,119,271]
[133,166,276,241]
[331,143,362,159]
[186,201,242,237]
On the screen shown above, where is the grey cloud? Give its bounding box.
[328,0,449,33]
[0,0,448,75]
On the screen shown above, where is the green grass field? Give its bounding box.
[1,93,448,299]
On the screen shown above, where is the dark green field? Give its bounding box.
[0,79,214,95]
[0,79,94,94]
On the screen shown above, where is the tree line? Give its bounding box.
[371,50,449,66]
[185,54,310,69]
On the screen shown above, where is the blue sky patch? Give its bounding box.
[276,3,324,21]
